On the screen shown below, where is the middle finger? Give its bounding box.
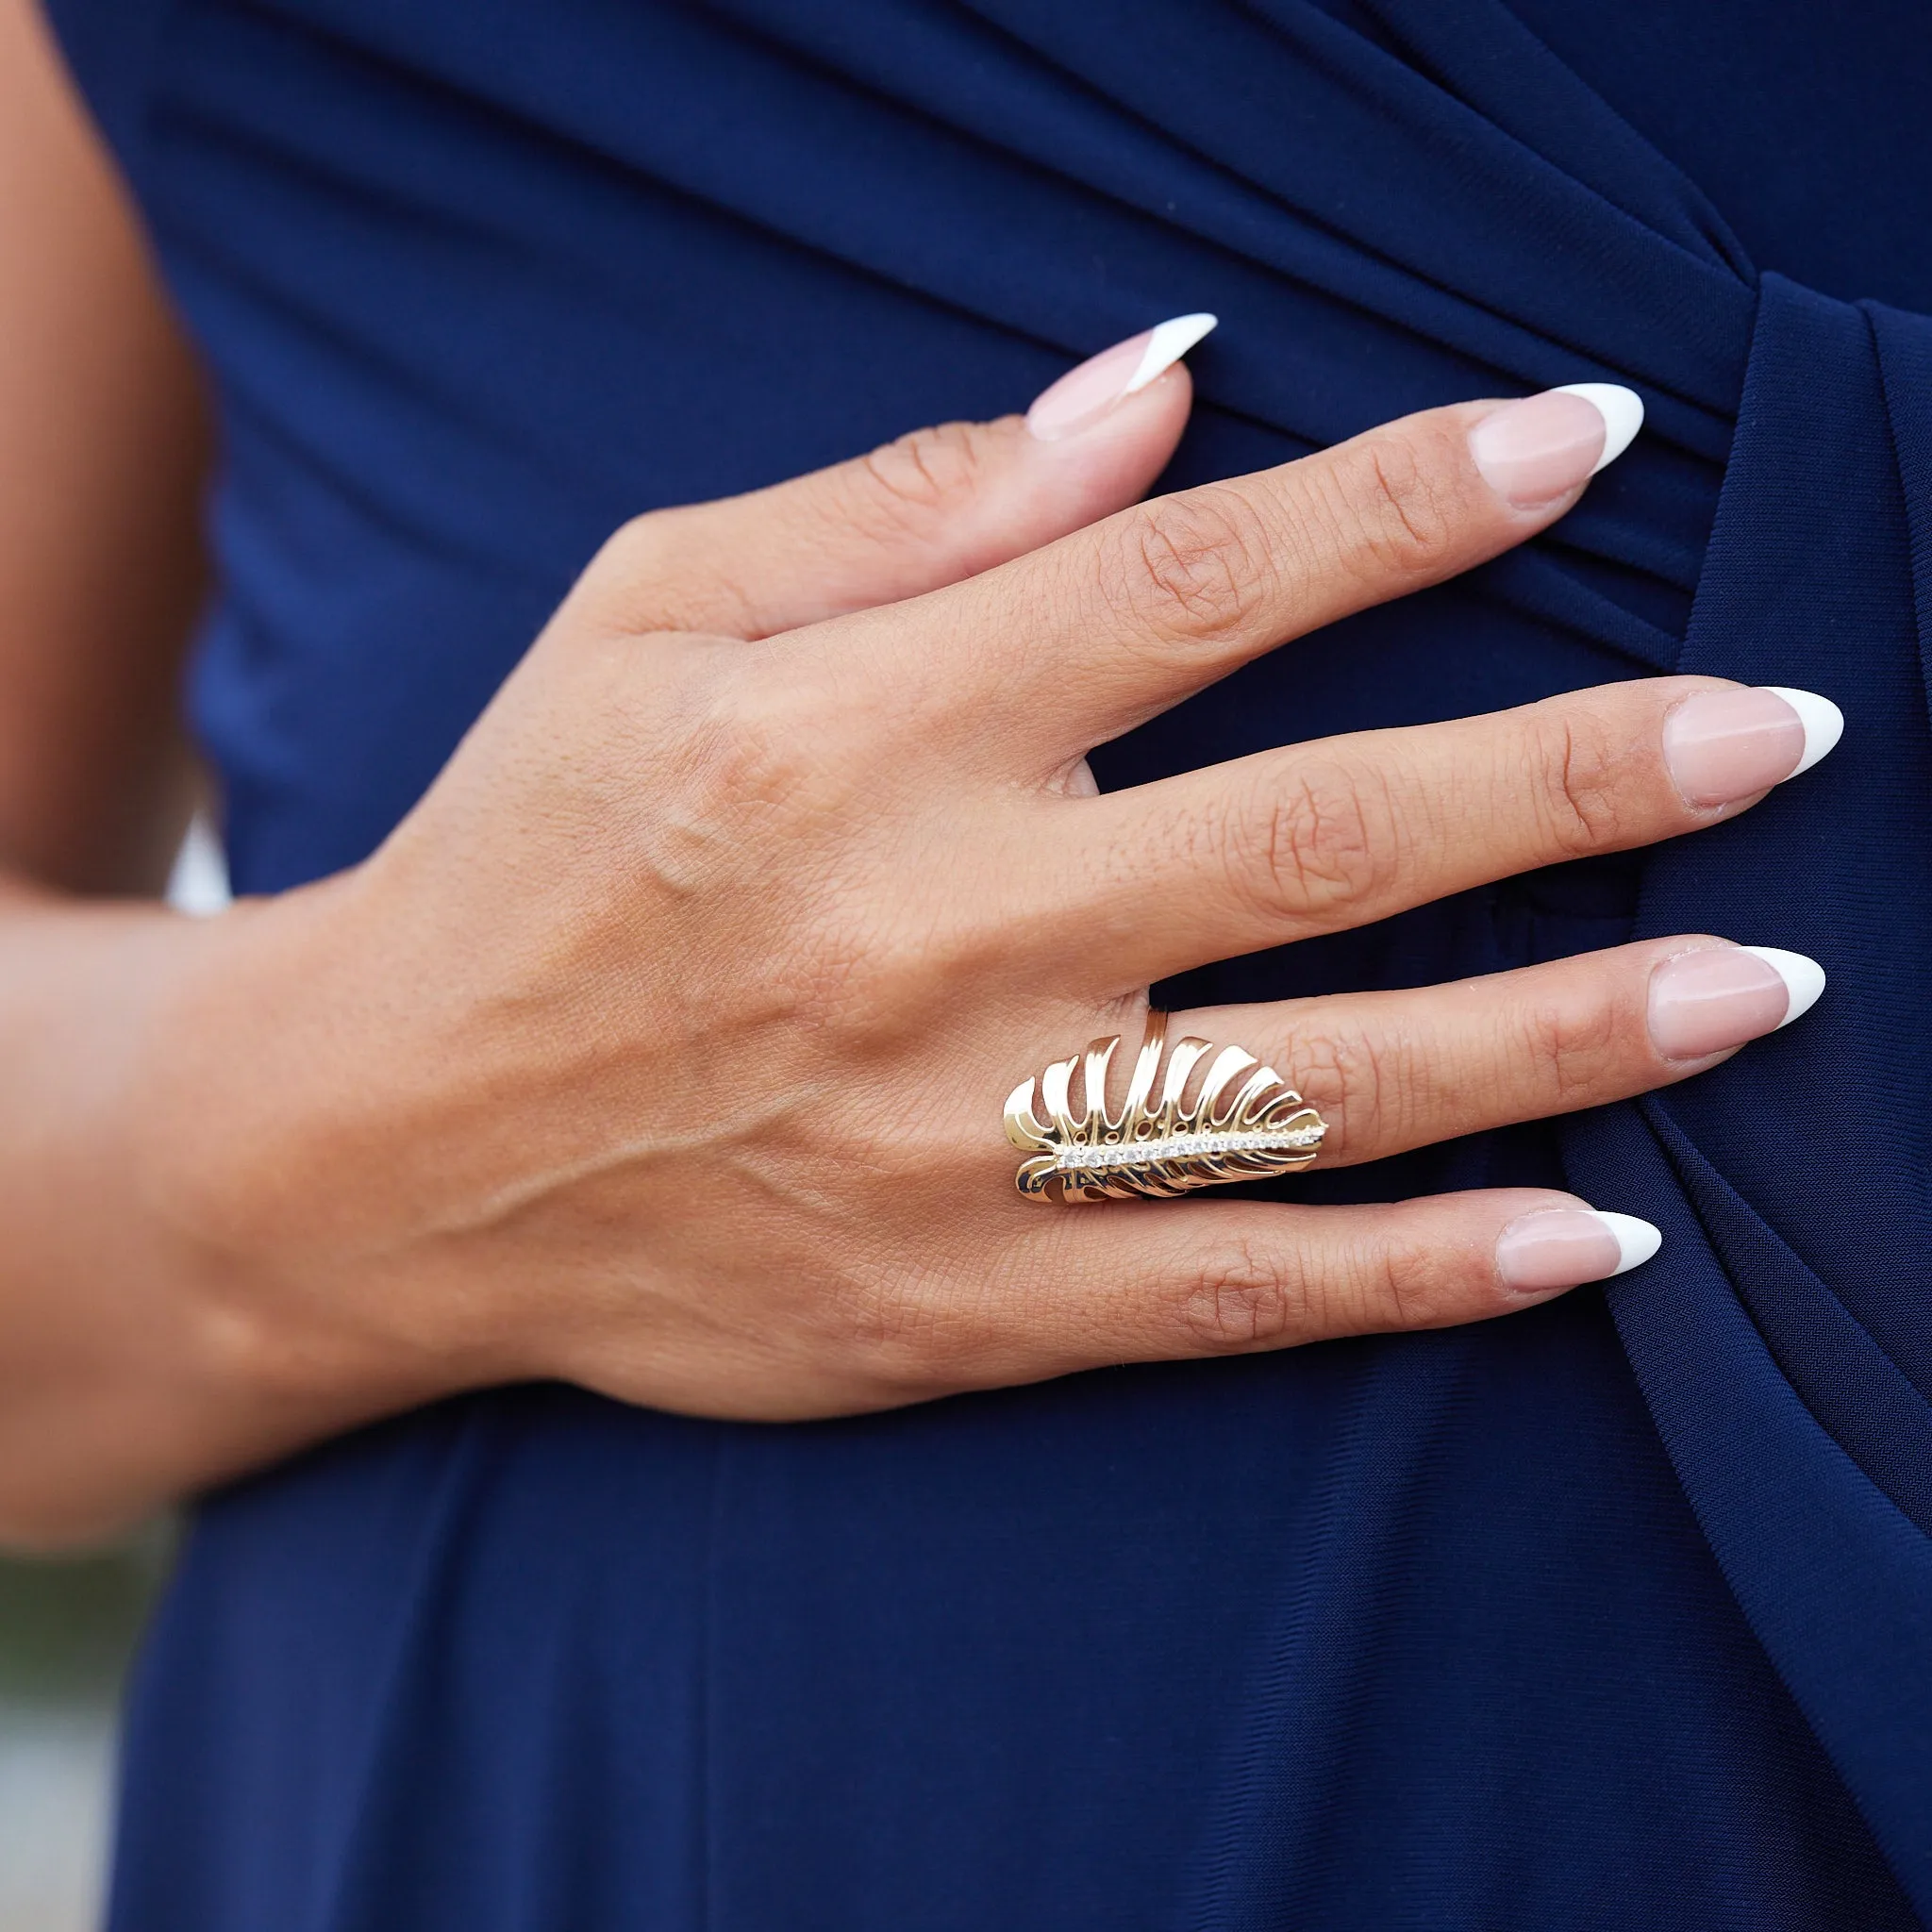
[835,388,1637,773]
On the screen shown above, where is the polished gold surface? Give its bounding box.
[1006,1011,1326,1203]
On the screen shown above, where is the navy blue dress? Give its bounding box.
[44,1,1932,1924]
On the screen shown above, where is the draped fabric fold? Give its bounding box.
[949,0,1932,1905]
[1564,273,1932,1916]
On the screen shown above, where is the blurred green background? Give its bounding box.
[0,1541,164,1705]
[0,1535,170,1932]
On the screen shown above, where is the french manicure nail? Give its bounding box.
[1025,313,1218,442]
[1496,1207,1661,1298]
[1662,685,1843,807]
[1647,944,1825,1060]
[1468,383,1643,508]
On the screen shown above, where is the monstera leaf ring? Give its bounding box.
[1005,1011,1327,1203]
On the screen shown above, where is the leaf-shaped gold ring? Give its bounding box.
[1005,1011,1326,1203]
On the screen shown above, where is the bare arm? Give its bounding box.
[0,0,274,1542]
[0,0,206,893]
[0,0,217,1550]
[0,1,460,1547]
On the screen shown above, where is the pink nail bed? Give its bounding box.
[1662,687,1808,806]
[1494,1208,1626,1295]
[1026,332,1157,442]
[1468,390,1612,507]
[1025,314,1217,442]
[1647,948,1795,1060]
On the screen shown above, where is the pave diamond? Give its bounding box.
[1058,1124,1324,1172]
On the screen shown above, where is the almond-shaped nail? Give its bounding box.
[1469,382,1643,508]
[1648,944,1825,1060]
[1662,685,1844,807]
[1496,1208,1661,1299]
[1026,313,1218,442]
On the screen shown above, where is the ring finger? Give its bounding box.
[1168,934,1824,1173]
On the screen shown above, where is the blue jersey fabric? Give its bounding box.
[42,1,1932,1924]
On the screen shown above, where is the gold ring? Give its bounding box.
[1005,1010,1326,1203]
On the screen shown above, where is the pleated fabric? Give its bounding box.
[41,0,1932,1923]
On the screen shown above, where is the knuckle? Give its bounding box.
[1284,1021,1403,1165]
[1227,756,1401,924]
[849,420,994,540]
[590,512,660,582]
[813,917,955,1038]
[1515,985,1627,1110]
[1107,487,1275,642]
[843,1274,962,1388]
[676,677,814,814]
[758,884,1000,1051]
[1181,1237,1310,1353]
[577,516,657,608]
[1320,431,1461,583]
[588,511,677,591]
[1532,708,1630,857]
[639,669,864,916]
[1363,1229,1462,1331]
[583,510,758,637]
[844,1243,1021,1397]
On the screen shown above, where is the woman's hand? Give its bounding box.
[143,325,1836,1436]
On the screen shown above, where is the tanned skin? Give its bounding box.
[0,0,1813,1550]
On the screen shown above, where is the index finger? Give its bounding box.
[869,384,1641,774]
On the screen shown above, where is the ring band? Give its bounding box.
[1005,1011,1327,1203]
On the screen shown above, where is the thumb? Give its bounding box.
[587,315,1215,640]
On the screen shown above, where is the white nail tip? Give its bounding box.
[1593,1211,1663,1276]
[1760,686,1845,776]
[1740,945,1827,1029]
[1124,313,1219,395]
[1553,382,1645,474]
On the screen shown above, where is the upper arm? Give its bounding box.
[0,0,211,895]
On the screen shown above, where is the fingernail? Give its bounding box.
[1647,944,1825,1060]
[1025,314,1218,442]
[1496,1207,1661,1298]
[1468,383,1643,508]
[1662,685,1843,807]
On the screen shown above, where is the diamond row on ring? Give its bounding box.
[1058,1124,1324,1172]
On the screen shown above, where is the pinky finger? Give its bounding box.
[996,1189,1660,1376]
